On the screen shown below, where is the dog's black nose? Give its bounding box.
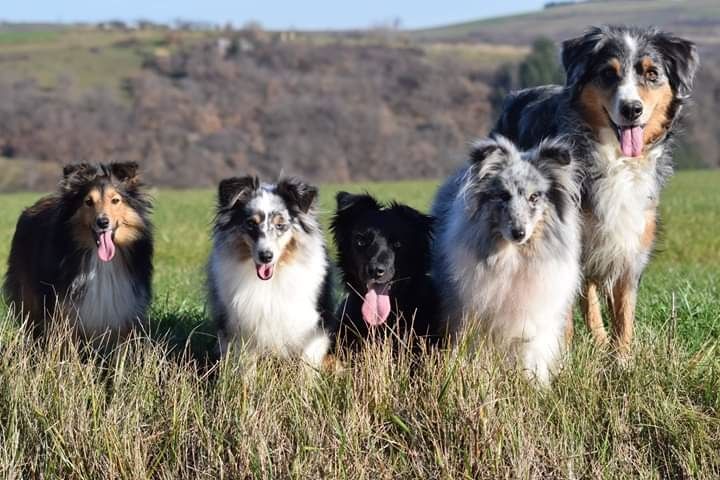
[510,227,526,241]
[620,100,643,121]
[96,216,110,229]
[258,250,274,264]
[369,265,386,280]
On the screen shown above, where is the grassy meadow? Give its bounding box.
[0,171,718,478]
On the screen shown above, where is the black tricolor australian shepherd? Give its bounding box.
[3,162,153,340]
[207,176,335,368]
[331,192,438,348]
[494,25,698,354]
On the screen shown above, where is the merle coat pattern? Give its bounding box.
[493,25,698,353]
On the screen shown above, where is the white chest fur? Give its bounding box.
[210,240,329,363]
[69,254,144,336]
[583,128,661,284]
[451,241,579,341]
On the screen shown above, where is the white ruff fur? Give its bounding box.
[210,230,330,367]
[584,128,661,287]
[442,200,581,385]
[68,253,145,337]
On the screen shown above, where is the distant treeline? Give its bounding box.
[0,32,717,191]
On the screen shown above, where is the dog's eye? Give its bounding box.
[393,241,402,249]
[246,218,257,228]
[276,223,289,232]
[355,236,368,248]
[644,69,659,82]
[601,68,618,84]
[529,192,542,204]
[84,197,94,207]
[111,197,121,205]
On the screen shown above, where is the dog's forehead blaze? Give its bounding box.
[248,190,287,219]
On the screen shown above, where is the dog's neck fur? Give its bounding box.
[67,248,145,337]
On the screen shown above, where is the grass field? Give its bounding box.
[0,172,718,477]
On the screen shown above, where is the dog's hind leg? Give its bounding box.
[582,281,608,346]
[610,273,637,357]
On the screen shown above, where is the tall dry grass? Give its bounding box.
[0,308,717,479]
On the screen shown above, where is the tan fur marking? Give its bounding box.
[609,58,622,76]
[582,281,608,346]
[640,209,657,249]
[579,85,612,134]
[271,213,287,226]
[70,187,102,249]
[610,273,636,356]
[640,82,673,145]
[69,185,145,249]
[640,56,655,73]
[278,237,298,266]
[564,308,574,347]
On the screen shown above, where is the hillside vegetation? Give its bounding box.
[1,0,719,188]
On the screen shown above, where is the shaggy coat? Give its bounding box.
[331,192,438,348]
[3,162,153,340]
[207,176,335,367]
[431,136,581,384]
[493,25,698,353]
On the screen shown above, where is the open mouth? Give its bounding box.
[361,282,391,327]
[605,109,645,157]
[255,263,275,281]
[92,228,116,263]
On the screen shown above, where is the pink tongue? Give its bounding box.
[97,231,115,262]
[256,263,274,281]
[361,286,391,326]
[620,126,644,157]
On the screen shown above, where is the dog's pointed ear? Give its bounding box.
[62,163,92,178]
[469,138,508,166]
[537,141,572,167]
[218,176,258,208]
[60,163,94,191]
[653,33,698,99]
[562,26,605,87]
[110,162,139,183]
[277,178,318,214]
[335,191,380,213]
[392,203,435,234]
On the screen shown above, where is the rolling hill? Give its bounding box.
[413,0,720,50]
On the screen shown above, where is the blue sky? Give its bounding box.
[2,1,547,30]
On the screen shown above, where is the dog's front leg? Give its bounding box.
[610,272,638,357]
[301,331,331,369]
[582,281,608,345]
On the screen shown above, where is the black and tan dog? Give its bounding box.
[3,162,153,341]
[494,25,698,354]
